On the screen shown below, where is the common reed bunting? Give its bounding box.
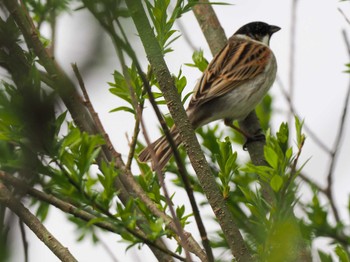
[139,21,280,170]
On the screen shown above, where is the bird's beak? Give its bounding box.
[269,25,281,35]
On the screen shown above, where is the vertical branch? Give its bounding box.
[289,0,299,126]
[19,220,29,262]
[192,1,273,201]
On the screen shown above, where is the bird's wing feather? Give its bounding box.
[189,37,272,109]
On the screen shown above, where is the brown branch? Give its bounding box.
[193,0,274,202]
[0,182,78,262]
[2,1,203,260]
[0,172,186,261]
[71,61,205,260]
[298,173,327,195]
[114,39,193,260]
[70,63,182,261]
[3,0,98,136]
[192,0,227,55]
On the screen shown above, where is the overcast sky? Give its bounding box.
[9,0,350,261]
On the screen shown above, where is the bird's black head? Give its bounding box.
[234,21,280,45]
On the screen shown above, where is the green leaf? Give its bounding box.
[186,50,209,72]
[270,175,283,192]
[35,202,50,222]
[295,116,304,146]
[86,217,107,227]
[335,245,350,262]
[109,106,135,114]
[318,250,333,262]
[264,146,279,169]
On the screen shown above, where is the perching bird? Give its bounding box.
[139,21,280,170]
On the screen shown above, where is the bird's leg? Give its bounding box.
[224,119,265,150]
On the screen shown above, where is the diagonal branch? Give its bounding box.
[0,182,78,262]
[2,1,197,260]
[71,61,205,260]
[125,0,251,260]
[114,18,213,261]
[0,172,186,261]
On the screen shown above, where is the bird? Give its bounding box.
[138,21,280,170]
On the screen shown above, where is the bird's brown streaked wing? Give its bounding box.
[189,38,272,108]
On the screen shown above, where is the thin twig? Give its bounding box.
[19,219,29,262]
[126,116,141,170]
[95,234,119,262]
[4,1,193,260]
[175,18,198,52]
[324,30,350,224]
[298,173,327,195]
[338,8,350,26]
[0,182,78,262]
[113,34,193,261]
[276,76,332,154]
[288,0,299,126]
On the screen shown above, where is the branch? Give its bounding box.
[0,182,78,262]
[192,0,227,54]
[114,45,193,260]
[70,63,182,261]
[276,76,332,154]
[325,32,350,224]
[3,0,98,136]
[192,1,273,202]
[2,1,203,260]
[0,172,186,261]
[115,19,213,260]
[288,0,299,125]
[18,219,29,262]
[71,61,204,260]
[125,0,251,260]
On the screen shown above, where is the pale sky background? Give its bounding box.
[8,0,350,261]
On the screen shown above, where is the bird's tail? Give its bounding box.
[138,126,181,170]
